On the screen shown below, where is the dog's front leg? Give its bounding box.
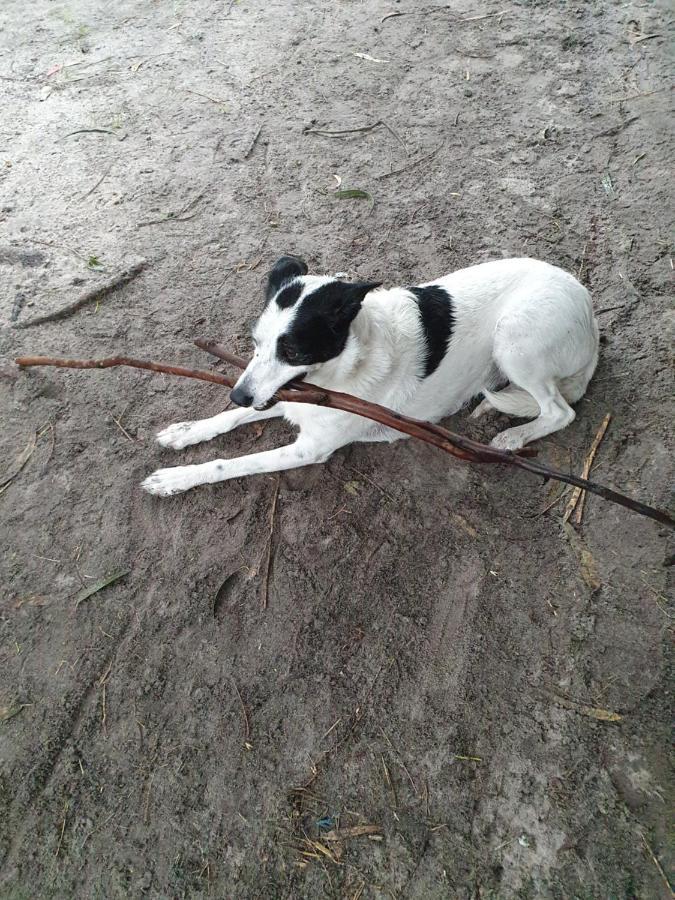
[156,404,284,450]
[142,435,334,497]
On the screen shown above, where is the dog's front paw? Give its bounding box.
[156,422,197,450]
[142,466,197,497]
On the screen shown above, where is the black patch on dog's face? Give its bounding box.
[277,280,381,366]
[265,255,308,303]
[409,285,455,377]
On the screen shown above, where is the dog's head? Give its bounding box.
[230,256,381,409]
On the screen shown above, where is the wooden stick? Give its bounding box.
[562,412,611,524]
[15,261,146,329]
[574,413,611,525]
[14,350,674,529]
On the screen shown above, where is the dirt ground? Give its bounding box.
[0,0,673,897]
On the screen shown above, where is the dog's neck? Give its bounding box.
[309,290,401,392]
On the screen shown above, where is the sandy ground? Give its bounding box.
[1,1,673,897]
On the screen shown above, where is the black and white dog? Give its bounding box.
[142,256,599,496]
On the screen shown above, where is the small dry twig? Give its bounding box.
[304,119,405,149]
[375,144,442,180]
[640,831,674,896]
[563,413,611,524]
[15,261,146,328]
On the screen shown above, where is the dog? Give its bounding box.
[142,255,599,497]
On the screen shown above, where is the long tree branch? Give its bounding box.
[14,350,674,529]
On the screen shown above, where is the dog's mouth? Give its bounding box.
[253,373,307,410]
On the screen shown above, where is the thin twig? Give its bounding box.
[64,128,126,141]
[595,304,625,315]
[382,7,506,24]
[304,119,406,148]
[79,164,114,200]
[244,124,263,159]
[640,832,674,895]
[14,347,674,529]
[185,88,228,105]
[111,415,135,442]
[375,144,442,180]
[563,413,611,524]
[574,415,611,524]
[137,193,204,228]
[14,261,146,328]
[606,88,668,103]
[261,476,280,609]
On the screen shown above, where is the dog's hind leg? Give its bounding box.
[156,404,284,450]
[490,379,575,451]
[142,434,335,497]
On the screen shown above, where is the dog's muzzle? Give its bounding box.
[249,373,307,411]
[230,385,254,408]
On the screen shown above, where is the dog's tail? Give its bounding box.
[481,385,541,418]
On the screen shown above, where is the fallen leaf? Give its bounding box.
[343,480,360,496]
[451,513,478,537]
[75,568,130,607]
[335,189,373,202]
[579,705,622,722]
[0,704,30,724]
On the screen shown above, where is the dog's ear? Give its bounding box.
[266,255,308,302]
[333,281,382,320]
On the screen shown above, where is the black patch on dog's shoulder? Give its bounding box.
[278,280,381,366]
[275,281,303,308]
[265,255,308,303]
[409,285,455,377]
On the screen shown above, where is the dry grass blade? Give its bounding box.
[232,678,251,742]
[74,568,130,607]
[0,432,37,495]
[323,824,383,841]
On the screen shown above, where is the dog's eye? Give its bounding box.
[278,336,303,365]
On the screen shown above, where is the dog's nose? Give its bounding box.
[230,386,254,407]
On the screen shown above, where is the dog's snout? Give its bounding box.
[230,386,254,407]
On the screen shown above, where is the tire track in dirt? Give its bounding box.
[417,551,485,705]
[0,579,158,878]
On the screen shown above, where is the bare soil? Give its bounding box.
[1,1,673,897]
